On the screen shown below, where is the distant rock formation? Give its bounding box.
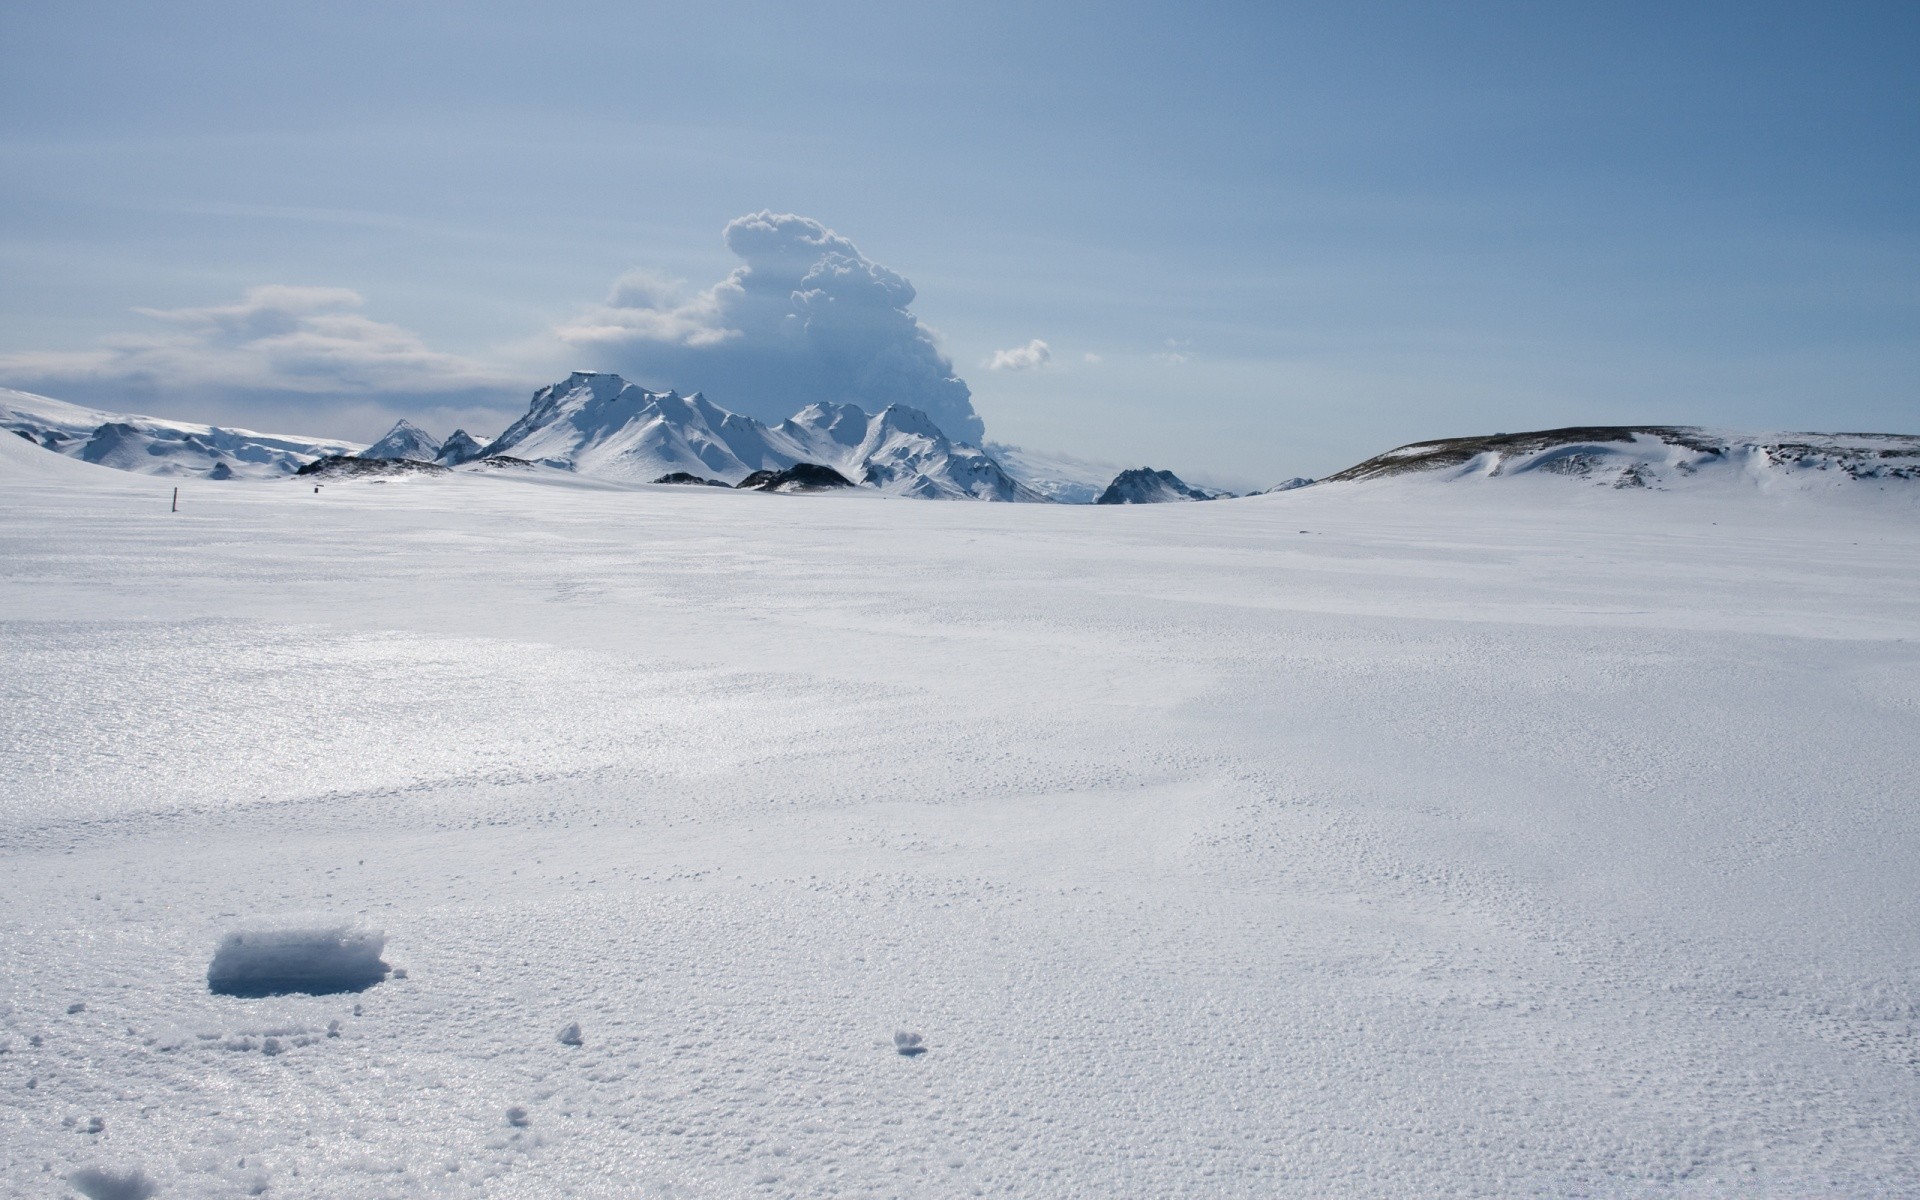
[294,455,451,479]
[435,429,488,466]
[734,463,855,493]
[1095,467,1228,505]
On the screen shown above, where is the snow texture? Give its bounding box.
[205,924,390,998]
[2,425,1918,1196]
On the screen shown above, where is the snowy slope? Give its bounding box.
[362,419,443,462]
[482,371,790,481]
[781,403,1044,501]
[0,387,361,478]
[1326,425,1920,491]
[486,371,1043,500]
[983,441,1126,504]
[3,463,1917,1197]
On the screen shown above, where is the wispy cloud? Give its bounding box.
[0,285,507,395]
[0,285,526,440]
[988,339,1052,371]
[1152,338,1192,366]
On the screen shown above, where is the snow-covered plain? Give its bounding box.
[2,432,1918,1197]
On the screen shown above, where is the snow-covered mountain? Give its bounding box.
[983,442,1126,505]
[1095,467,1230,504]
[435,430,487,466]
[362,419,442,462]
[1324,426,1920,491]
[0,387,361,477]
[485,372,1044,501]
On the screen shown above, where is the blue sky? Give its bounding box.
[1,0,1914,485]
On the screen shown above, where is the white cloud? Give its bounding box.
[0,285,526,440]
[555,211,985,445]
[1152,338,1192,366]
[1082,352,1104,364]
[988,339,1052,371]
[0,285,507,395]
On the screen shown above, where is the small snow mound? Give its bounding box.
[206,922,390,998]
[506,1105,531,1127]
[68,1166,158,1200]
[893,1030,926,1057]
[557,1021,583,1046]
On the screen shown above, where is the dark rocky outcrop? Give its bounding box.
[295,455,451,478]
[734,463,855,493]
[1095,467,1224,504]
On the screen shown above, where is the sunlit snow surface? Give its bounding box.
[3,438,1918,1197]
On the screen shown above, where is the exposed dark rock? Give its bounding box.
[435,429,487,466]
[294,455,451,478]
[1324,427,1720,483]
[1095,467,1222,504]
[735,463,855,492]
[653,471,730,487]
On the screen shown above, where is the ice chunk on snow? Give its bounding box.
[67,1166,158,1200]
[557,1021,583,1046]
[894,1030,926,1057]
[206,922,390,998]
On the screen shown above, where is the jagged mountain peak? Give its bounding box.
[436,429,487,466]
[364,419,442,462]
[488,374,1043,501]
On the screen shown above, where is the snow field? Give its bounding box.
[0,460,1916,1196]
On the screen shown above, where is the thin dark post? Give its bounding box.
[171,487,178,513]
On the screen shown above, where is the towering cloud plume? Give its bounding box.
[559,212,985,445]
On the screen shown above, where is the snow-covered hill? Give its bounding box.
[1095,466,1230,504]
[485,371,1043,500]
[0,387,361,477]
[1325,425,1920,491]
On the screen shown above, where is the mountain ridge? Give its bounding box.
[484,371,1044,501]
